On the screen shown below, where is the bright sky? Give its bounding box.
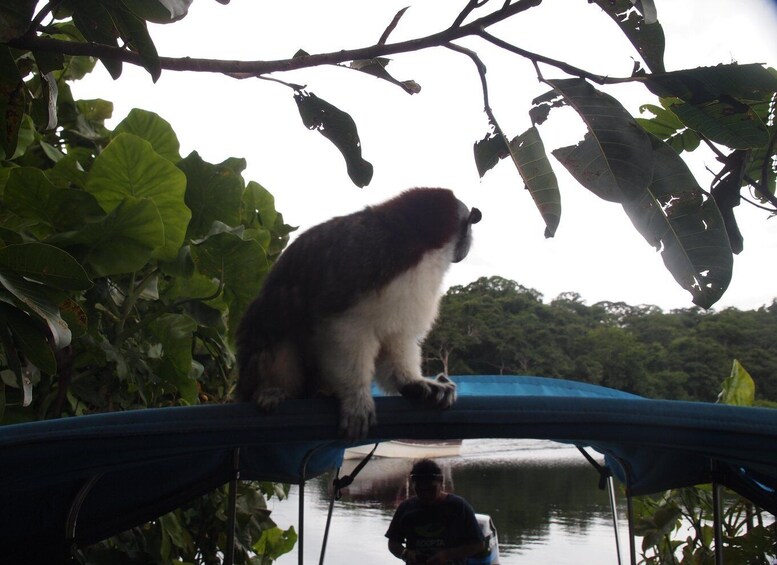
[69,0,777,311]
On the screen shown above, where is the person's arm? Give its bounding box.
[388,538,406,560]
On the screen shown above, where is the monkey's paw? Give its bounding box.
[338,398,377,441]
[252,387,288,412]
[400,374,457,409]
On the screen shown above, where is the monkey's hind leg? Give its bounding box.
[240,343,304,412]
[375,338,457,409]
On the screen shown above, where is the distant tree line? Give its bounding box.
[422,276,777,404]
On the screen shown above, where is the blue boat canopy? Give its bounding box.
[1,375,776,564]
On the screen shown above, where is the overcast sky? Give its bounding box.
[70,0,777,311]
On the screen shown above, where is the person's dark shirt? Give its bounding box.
[385,493,484,564]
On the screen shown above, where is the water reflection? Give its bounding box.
[269,439,627,564]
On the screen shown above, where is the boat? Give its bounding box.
[1,375,776,564]
[344,438,462,459]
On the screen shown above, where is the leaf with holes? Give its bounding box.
[548,79,654,203]
[294,91,373,187]
[623,135,732,308]
[508,126,561,238]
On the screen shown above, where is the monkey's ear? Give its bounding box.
[469,208,482,224]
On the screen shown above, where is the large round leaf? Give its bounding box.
[113,108,181,163]
[48,197,165,276]
[190,231,268,327]
[179,152,245,239]
[5,167,104,231]
[86,133,190,260]
[0,242,92,290]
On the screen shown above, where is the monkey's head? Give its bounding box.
[453,201,481,263]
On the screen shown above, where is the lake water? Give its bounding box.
[267,439,631,564]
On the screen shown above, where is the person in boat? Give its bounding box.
[386,458,485,564]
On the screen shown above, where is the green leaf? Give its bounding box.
[190,231,269,328]
[5,167,105,231]
[667,98,768,150]
[0,46,25,158]
[623,136,732,308]
[86,133,190,260]
[0,270,72,348]
[0,303,56,375]
[49,197,165,277]
[0,0,36,42]
[508,126,561,238]
[636,100,701,153]
[0,242,92,291]
[242,181,278,231]
[121,0,192,23]
[111,4,162,81]
[591,0,665,73]
[293,90,373,187]
[179,152,245,239]
[149,313,199,403]
[71,0,123,79]
[549,79,654,202]
[473,128,509,178]
[253,526,298,561]
[113,108,181,162]
[645,64,777,104]
[717,359,755,407]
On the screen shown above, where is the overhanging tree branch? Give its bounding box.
[5,0,635,86]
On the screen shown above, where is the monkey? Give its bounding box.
[235,187,481,440]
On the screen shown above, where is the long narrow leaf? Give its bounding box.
[508,126,561,237]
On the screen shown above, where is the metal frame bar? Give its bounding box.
[224,448,241,565]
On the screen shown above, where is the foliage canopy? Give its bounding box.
[2,0,776,309]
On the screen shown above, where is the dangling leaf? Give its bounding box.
[71,0,123,79]
[348,58,421,94]
[294,91,373,187]
[508,126,561,238]
[623,135,732,308]
[548,78,654,203]
[111,6,162,82]
[591,0,666,73]
[473,128,509,178]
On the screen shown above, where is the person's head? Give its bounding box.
[410,459,445,505]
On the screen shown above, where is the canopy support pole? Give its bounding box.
[298,443,331,565]
[607,475,623,565]
[712,463,724,565]
[65,472,104,559]
[626,491,637,565]
[298,475,306,565]
[224,448,241,565]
